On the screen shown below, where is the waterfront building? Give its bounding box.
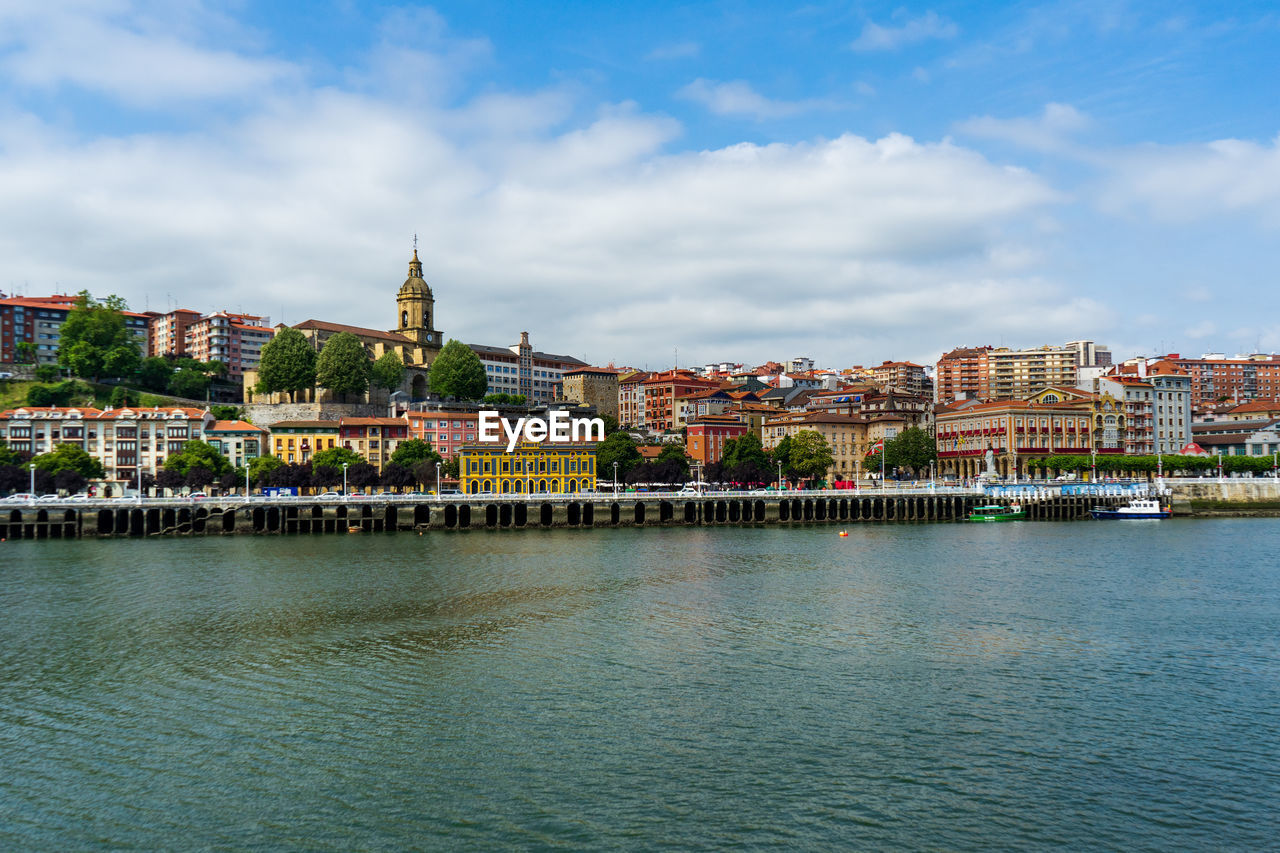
[641,370,721,432]
[183,312,275,380]
[338,417,409,471]
[934,387,1126,479]
[0,405,213,481]
[205,420,267,469]
[560,366,619,419]
[934,340,1111,402]
[675,388,734,428]
[1191,419,1280,458]
[467,332,586,405]
[247,250,444,403]
[146,308,203,358]
[268,420,340,464]
[686,414,749,466]
[1,294,150,366]
[1148,365,1193,454]
[1163,353,1280,408]
[761,411,869,483]
[458,440,597,495]
[1095,376,1155,455]
[617,370,650,428]
[1225,400,1280,421]
[869,360,931,398]
[406,410,478,459]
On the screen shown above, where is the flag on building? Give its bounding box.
[870,439,884,454]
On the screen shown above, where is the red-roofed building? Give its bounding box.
[2,293,150,366]
[934,387,1125,479]
[205,420,268,468]
[0,405,214,482]
[338,417,409,471]
[641,370,721,432]
[687,414,748,466]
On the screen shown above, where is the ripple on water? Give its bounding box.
[2,523,1280,849]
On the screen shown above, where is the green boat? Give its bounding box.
[968,503,1025,522]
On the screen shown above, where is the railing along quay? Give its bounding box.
[0,486,1137,540]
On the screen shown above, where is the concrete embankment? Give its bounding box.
[1,491,1135,540]
[1165,479,1280,517]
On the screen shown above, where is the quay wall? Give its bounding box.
[0,492,1132,541]
[1164,479,1280,516]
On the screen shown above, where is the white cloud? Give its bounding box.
[851,11,958,52]
[675,78,837,120]
[956,103,1092,153]
[0,5,1104,368]
[1098,135,1280,227]
[0,1,296,105]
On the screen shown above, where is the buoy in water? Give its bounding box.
[838,530,848,537]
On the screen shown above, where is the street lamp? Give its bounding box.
[1157,448,1163,480]
[435,461,441,499]
[29,462,35,496]
[613,461,619,497]
[777,460,783,492]
[1090,447,1097,483]
[342,462,349,495]
[245,464,251,497]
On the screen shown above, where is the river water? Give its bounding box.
[2,520,1279,850]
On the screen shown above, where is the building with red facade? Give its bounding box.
[641,370,721,432]
[686,414,748,466]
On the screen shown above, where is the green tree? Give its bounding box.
[371,350,406,393]
[428,339,487,400]
[311,446,364,469]
[656,443,690,479]
[884,427,936,476]
[161,439,231,478]
[109,385,138,407]
[389,438,441,469]
[248,454,284,485]
[169,367,211,400]
[33,443,105,479]
[722,432,768,470]
[255,327,317,401]
[210,405,244,421]
[315,332,370,399]
[34,364,60,382]
[15,341,36,364]
[789,430,834,485]
[56,290,141,381]
[137,356,174,392]
[596,432,643,481]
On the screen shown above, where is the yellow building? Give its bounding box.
[268,420,340,464]
[459,441,598,495]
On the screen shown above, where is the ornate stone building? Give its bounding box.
[245,249,443,403]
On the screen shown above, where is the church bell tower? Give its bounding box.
[394,244,442,355]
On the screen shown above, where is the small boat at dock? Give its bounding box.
[968,504,1024,522]
[1090,498,1171,520]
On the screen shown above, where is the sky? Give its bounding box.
[2,1,1279,371]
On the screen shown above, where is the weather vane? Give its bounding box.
[413,232,418,252]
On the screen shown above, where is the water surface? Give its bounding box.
[3,521,1279,849]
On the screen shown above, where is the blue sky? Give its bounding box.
[2,1,1278,369]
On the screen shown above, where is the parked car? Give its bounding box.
[318,491,343,499]
[437,488,461,496]
[36,494,62,502]
[186,492,208,500]
[66,493,91,501]
[2,493,38,502]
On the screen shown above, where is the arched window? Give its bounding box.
[401,310,408,327]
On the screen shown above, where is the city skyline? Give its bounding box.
[2,1,1278,368]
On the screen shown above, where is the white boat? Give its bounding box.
[1090,498,1171,520]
